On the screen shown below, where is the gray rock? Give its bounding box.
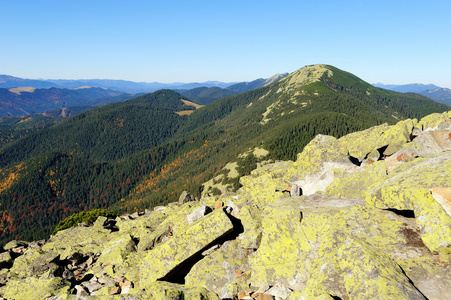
[186,205,212,226]
[84,281,103,293]
[290,184,301,197]
[178,191,195,204]
[3,240,28,251]
[62,269,74,280]
[0,252,12,268]
[266,283,292,299]
[411,130,451,157]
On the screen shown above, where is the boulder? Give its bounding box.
[366,151,451,253]
[9,248,60,278]
[97,233,136,266]
[338,119,415,161]
[0,251,13,269]
[179,190,195,204]
[384,148,416,172]
[144,281,219,299]
[139,208,235,286]
[42,222,112,255]
[409,130,451,157]
[2,277,70,300]
[186,205,212,226]
[288,134,356,195]
[185,239,250,294]
[137,225,172,252]
[325,160,387,198]
[416,111,451,130]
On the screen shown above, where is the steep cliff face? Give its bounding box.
[1,111,451,299]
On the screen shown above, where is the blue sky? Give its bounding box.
[1,0,450,87]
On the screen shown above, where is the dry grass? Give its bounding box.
[181,99,204,109]
[8,87,36,95]
[175,110,194,116]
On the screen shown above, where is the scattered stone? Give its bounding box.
[109,285,121,295]
[120,279,133,294]
[84,281,103,293]
[75,285,88,296]
[61,269,74,280]
[214,200,224,210]
[265,283,292,299]
[3,240,28,251]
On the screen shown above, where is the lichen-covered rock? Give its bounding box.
[42,222,112,255]
[139,208,235,286]
[0,251,12,268]
[186,204,212,226]
[158,201,207,235]
[144,281,219,299]
[236,205,262,249]
[97,233,136,266]
[185,239,250,294]
[408,129,451,157]
[249,199,312,290]
[366,151,451,253]
[116,210,167,239]
[136,225,172,252]
[286,135,354,195]
[2,277,70,300]
[339,119,415,161]
[416,111,451,130]
[239,161,291,206]
[397,256,451,300]
[9,248,60,278]
[384,148,416,172]
[325,160,387,198]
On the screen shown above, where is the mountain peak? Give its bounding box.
[277,64,333,93]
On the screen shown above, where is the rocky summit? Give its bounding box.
[1,111,451,300]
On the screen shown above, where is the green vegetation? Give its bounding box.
[178,87,236,105]
[0,65,448,245]
[52,209,118,235]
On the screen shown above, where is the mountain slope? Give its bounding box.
[0,64,448,245]
[178,87,236,105]
[419,87,451,106]
[0,90,197,166]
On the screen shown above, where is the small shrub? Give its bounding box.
[52,209,118,235]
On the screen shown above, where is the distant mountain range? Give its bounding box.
[177,73,290,105]
[0,75,237,94]
[0,73,290,114]
[373,83,451,106]
[0,86,136,117]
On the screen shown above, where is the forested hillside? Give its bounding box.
[0,64,448,245]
